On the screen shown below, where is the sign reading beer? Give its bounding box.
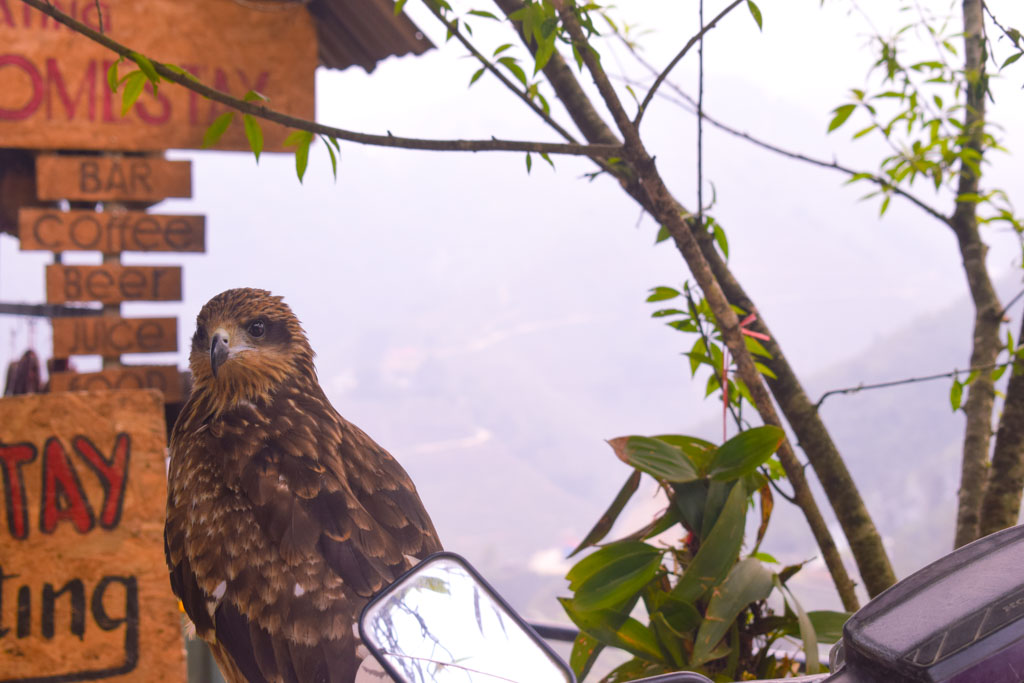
[34,155,192,202]
[52,316,177,357]
[46,264,182,304]
[0,0,317,151]
[0,389,185,682]
[19,207,204,253]
[49,366,184,403]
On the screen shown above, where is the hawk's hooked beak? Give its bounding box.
[210,329,230,378]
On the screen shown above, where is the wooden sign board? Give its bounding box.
[0,389,185,682]
[49,365,184,403]
[52,316,177,357]
[35,156,192,202]
[46,264,181,304]
[19,207,204,253]
[0,0,317,151]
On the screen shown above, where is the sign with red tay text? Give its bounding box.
[0,0,317,151]
[0,389,185,682]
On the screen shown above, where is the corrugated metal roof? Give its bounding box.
[306,0,433,71]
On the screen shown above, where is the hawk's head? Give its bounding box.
[188,288,314,408]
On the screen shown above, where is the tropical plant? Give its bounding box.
[561,427,850,681]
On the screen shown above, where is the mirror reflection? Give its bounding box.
[360,554,575,683]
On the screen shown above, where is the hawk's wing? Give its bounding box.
[166,393,441,683]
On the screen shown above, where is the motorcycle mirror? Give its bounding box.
[359,552,577,683]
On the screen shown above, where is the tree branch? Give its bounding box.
[815,361,1011,410]
[633,0,744,129]
[16,0,619,158]
[422,2,581,144]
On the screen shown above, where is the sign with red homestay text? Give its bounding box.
[0,0,316,151]
[0,389,184,682]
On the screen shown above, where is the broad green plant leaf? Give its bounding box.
[775,576,820,674]
[672,482,747,603]
[807,610,850,644]
[655,434,717,474]
[568,541,663,611]
[707,425,785,481]
[646,286,680,302]
[559,598,666,664]
[129,51,159,91]
[700,479,735,540]
[692,558,773,664]
[670,479,708,535]
[569,470,642,557]
[609,436,699,483]
[569,631,605,681]
[828,104,856,132]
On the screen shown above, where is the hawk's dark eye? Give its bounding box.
[248,319,266,338]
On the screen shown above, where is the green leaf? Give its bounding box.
[751,551,777,563]
[692,558,773,664]
[129,51,159,91]
[467,9,498,19]
[646,286,680,302]
[673,482,748,603]
[322,135,340,179]
[569,470,642,557]
[203,112,234,148]
[243,89,269,103]
[559,598,666,663]
[746,0,762,31]
[670,479,708,535]
[655,434,717,473]
[120,70,147,116]
[540,152,554,169]
[569,631,605,681]
[567,541,663,611]
[655,225,671,244]
[1002,52,1022,70]
[609,436,700,483]
[827,104,856,132]
[712,221,729,257]
[243,114,263,162]
[707,426,785,482]
[284,129,314,182]
[106,57,122,94]
[525,152,532,173]
[534,35,556,74]
[807,610,851,644]
[468,66,485,86]
[950,379,963,411]
[393,0,407,15]
[775,576,820,673]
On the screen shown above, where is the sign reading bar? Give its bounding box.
[46,264,182,304]
[49,366,184,403]
[52,316,177,357]
[35,156,192,202]
[0,0,316,152]
[19,208,204,253]
[0,389,185,682]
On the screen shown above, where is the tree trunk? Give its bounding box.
[693,229,897,596]
[952,0,1000,549]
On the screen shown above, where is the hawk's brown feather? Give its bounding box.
[165,288,442,683]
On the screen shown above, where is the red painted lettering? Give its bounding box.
[72,434,129,529]
[0,54,43,120]
[39,438,95,534]
[46,57,96,120]
[0,443,37,540]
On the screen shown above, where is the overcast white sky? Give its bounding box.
[3,0,1024,616]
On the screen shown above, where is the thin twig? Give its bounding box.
[423,3,580,144]
[613,45,953,226]
[93,0,103,33]
[1000,285,1024,318]
[815,361,1013,410]
[16,0,619,159]
[633,0,744,128]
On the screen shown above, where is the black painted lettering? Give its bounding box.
[79,161,100,193]
[136,321,160,350]
[70,318,99,354]
[105,162,127,194]
[150,268,165,298]
[85,269,114,300]
[16,585,30,638]
[132,216,159,249]
[69,214,102,250]
[42,579,86,640]
[31,213,61,249]
[129,161,151,192]
[63,267,82,300]
[119,269,144,299]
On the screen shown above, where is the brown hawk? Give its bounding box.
[165,288,441,683]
